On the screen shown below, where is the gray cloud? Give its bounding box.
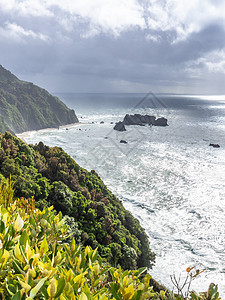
[0,0,225,94]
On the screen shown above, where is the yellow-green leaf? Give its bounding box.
[25,241,34,261]
[29,277,48,299]
[54,251,62,265]
[71,238,76,252]
[14,244,23,262]
[17,276,31,292]
[1,249,10,263]
[47,278,57,298]
[66,269,74,282]
[54,278,66,298]
[124,285,134,298]
[20,231,29,246]
[14,214,24,231]
[74,271,88,283]
[92,247,98,260]
[85,246,90,255]
[79,292,88,300]
[40,237,48,255]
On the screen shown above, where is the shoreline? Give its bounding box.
[16,122,83,142]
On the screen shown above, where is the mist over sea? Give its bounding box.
[24,93,225,295]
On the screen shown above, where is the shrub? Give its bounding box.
[0,198,157,299]
[0,197,220,299]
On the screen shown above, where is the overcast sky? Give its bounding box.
[0,0,225,94]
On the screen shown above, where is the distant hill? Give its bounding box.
[0,65,78,134]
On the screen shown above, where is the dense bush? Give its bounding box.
[0,195,220,299]
[0,132,155,270]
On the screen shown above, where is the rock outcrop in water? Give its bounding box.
[0,64,79,134]
[209,143,220,148]
[113,121,126,131]
[114,114,168,131]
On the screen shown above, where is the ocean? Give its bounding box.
[23,93,225,296]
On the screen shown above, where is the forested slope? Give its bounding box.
[0,65,78,133]
[0,132,155,270]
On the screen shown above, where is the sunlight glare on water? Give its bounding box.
[24,94,225,296]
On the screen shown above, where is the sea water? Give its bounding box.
[24,93,225,296]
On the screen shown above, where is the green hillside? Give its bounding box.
[0,132,155,270]
[0,65,78,133]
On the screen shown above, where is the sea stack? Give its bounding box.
[114,114,168,131]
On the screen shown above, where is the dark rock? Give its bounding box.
[113,114,168,131]
[113,121,126,131]
[123,114,142,125]
[153,117,168,126]
[120,140,128,144]
[123,114,155,125]
[209,143,220,148]
[123,114,167,126]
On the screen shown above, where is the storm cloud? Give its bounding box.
[0,0,225,93]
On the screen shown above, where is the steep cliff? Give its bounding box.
[0,65,78,133]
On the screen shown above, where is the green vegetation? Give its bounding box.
[0,65,220,298]
[0,134,221,299]
[0,194,220,299]
[0,65,78,133]
[0,132,155,270]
